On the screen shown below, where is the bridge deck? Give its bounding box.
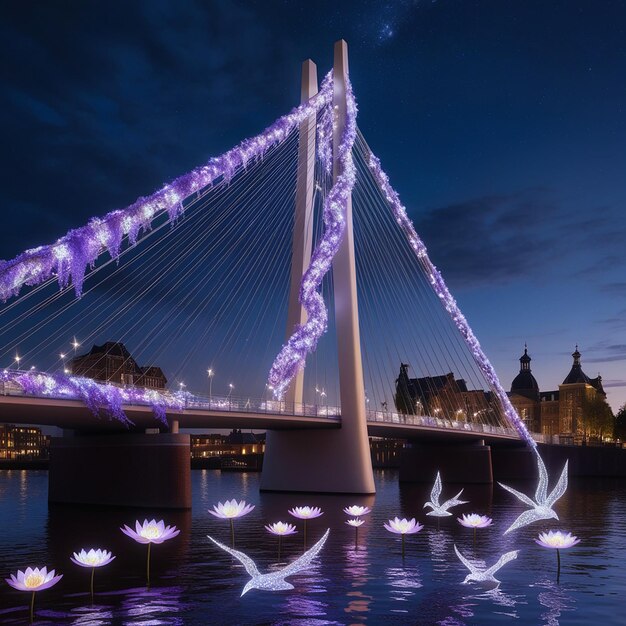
[0,391,535,445]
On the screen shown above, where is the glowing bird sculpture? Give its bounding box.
[499,453,568,535]
[423,471,467,517]
[454,545,519,584]
[208,528,330,596]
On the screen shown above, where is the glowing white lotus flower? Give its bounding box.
[346,518,365,528]
[70,548,115,568]
[265,522,297,560]
[289,506,324,549]
[535,530,581,581]
[384,517,423,535]
[265,522,298,536]
[5,567,62,621]
[209,499,255,520]
[343,505,371,516]
[458,513,493,529]
[210,500,255,548]
[5,566,62,592]
[288,506,323,520]
[120,519,180,544]
[346,517,365,547]
[535,530,580,550]
[121,519,180,584]
[384,517,423,557]
[71,548,115,596]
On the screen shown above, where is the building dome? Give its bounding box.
[510,346,540,401]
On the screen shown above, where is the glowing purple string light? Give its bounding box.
[0,80,334,302]
[365,152,536,448]
[268,74,358,399]
[0,370,186,426]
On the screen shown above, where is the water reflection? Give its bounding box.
[343,541,372,618]
[121,585,187,625]
[386,562,423,607]
[428,529,453,578]
[534,579,576,625]
[69,602,114,625]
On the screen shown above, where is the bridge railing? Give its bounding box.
[0,376,342,420]
[366,409,525,438]
[2,374,545,439]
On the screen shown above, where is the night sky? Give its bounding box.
[1,1,625,410]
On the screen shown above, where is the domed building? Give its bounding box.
[508,346,541,432]
[508,345,607,440]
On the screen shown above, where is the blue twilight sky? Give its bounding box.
[1,0,625,410]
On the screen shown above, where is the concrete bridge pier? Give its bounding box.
[48,432,191,509]
[399,439,493,484]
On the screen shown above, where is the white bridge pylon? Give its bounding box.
[261,40,376,494]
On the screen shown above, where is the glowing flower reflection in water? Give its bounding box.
[535,530,580,582]
[121,519,180,585]
[533,579,576,625]
[384,517,423,557]
[427,529,453,578]
[209,499,255,548]
[288,506,323,549]
[385,563,423,609]
[70,548,115,597]
[265,521,297,560]
[5,566,63,621]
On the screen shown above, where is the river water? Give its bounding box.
[0,468,624,625]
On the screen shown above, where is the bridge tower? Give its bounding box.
[261,40,376,494]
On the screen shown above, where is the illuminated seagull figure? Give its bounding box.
[208,528,329,596]
[499,453,568,535]
[454,545,519,584]
[423,471,468,517]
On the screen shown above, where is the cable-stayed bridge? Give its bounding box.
[0,41,540,507]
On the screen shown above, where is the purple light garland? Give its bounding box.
[0,80,334,302]
[0,369,186,426]
[365,152,536,448]
[267,74,358,399]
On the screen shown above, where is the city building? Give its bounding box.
[394,363,496,423]
[0,424,49,460]
[190,430,265,459]
[68,342,167,388]
[508,345,608,441]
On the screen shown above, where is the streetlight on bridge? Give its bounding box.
[207,368,214,405]
[228,383,234,410]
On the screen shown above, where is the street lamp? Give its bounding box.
[228,383,234,410]
[71,337,80,352]
[14,354,21,369]
[207,368,214,405]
